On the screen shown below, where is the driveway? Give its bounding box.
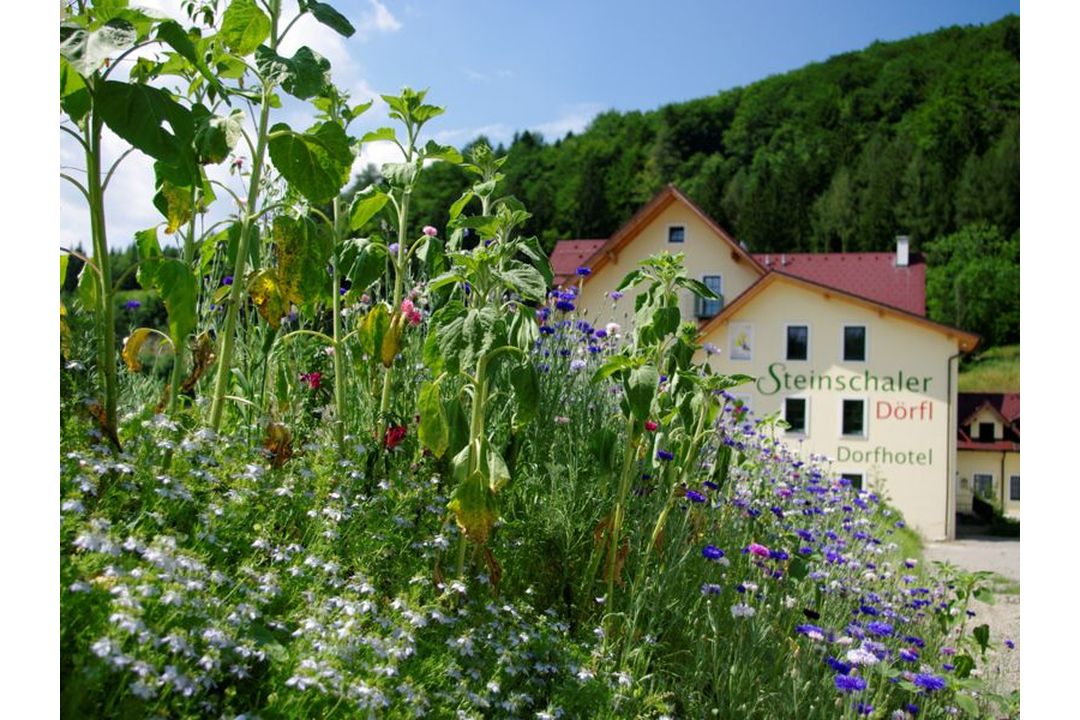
[922,533,1020,698]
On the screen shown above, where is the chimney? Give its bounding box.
[896,235,910,267]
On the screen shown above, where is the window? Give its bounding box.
[1009,475,1020,501]
[668,226,685,244]
[841,399,865,437]
[977,422,995,442]
[973,473,993,499]
[784,397,807,434]
[696,275,724,318]
[843,325,866,362]
[786,325,809,361]
[841,473,863,491]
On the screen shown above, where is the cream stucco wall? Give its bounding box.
[572,201,762,329]
[957,450,1020,518]
[700,280,962,540]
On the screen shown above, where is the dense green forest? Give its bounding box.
[358,15,1020,346]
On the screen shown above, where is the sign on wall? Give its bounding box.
[730,323,753,360]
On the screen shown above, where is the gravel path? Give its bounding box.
[922,536,1020,698]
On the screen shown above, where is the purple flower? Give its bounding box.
[701,583,722,595]
[747,543,770,558]
[854,702,873,716]
[556,300,575,312]
[576,266,591,277]
[569,359,586,372]
[222,275,233,286]
[913,673,946,692]
[657,450,674,462]
[685,489,706,503]
[866,621,894,637]
[608,290,624,301]
[899,648,919,663]
[422,225,438,237]
[123,299,141,310]
[702,545,725,561]
[1004,639,1015,650]
[834,675,867,693]
[388,242,400,255]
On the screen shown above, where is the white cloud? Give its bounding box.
[532,103,605,141]
[358,0,402,37]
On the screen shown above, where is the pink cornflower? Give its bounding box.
[422,225,438,237]
[748,543,770,558]
[645,420,659,432]
[300,372,321,390]
[401,298,422,326]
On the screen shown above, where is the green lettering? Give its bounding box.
[881,376,895,392]
[783,370,793,390]
[922,377,931,392]
[836,446,850,462]
[757,362,783,395]
[906,376,920,392]
[835,375,847,391]
[793,374,806,390]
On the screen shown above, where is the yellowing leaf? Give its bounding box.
[60,303,71,360]
[247,269,290,329]
[180,331,216,395]
[381,312,404,368]
[122,328,156,372]
[264,422,293,468]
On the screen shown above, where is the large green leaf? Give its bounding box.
[509,357,539,425]
[60,19,137,77]
[422,140,463,164]
[341,237,388,291]
[193,105,244,164]
[495,260,547,302]
[255,46,331,100]
[302,0,356,38]
[219,0,270,55]
[382,161,419,189]
[267,122,354,203]
[59,58,90,123]
[96,81,194,164]
[274,215,332,304]
[155,20,227,99]
[349,190,390,230]
[625,364,660,422]
[142,258,198,348]
[417,380,449,458]
[436,306,506,376]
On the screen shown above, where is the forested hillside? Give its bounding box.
[360,15,1019,345]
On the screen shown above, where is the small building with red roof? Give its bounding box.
[549,185,981,540]
[955,393,1020,518]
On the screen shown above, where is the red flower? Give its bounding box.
[645,420,659,432]
[384,424,408,449]
[300,372,321,390]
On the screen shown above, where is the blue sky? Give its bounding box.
[58,0,1020,251]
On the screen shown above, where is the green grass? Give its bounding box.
[959,344,1019,393]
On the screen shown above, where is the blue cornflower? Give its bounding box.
[123,299,141,310]
[903,635,926,648]
[913,673,946,692]
[834,675,867,693]
[898,648,919,663]
[702,545,725,561]
[855,703,873,716]
[1005,639,1015,649]
[569,359,586,372]
[685,489,706,503]
[795,624,825,639]
[906,703,920,716]
[657,450,674,461]
[555,300,575,312]
[700,583,722,595]
[576,266,591,277]
[769,548,789,560]
[826,657,852,675]
[866,621,893,637]
[222,275,233,285]
[594,329,608,339]
[540,325,555,335]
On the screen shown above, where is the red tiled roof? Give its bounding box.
[751,253,926,316]
[551,239,606,285]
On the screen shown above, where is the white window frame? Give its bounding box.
[783,395,809,437]
[667,224,686,244]
[840,397,868,438]
[785,323,811,362]
[841,323,868,363]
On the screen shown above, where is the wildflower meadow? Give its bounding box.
[60,2,1019,717]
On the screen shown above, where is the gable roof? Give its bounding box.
[752,252,926,316]
[698,269,980,353]
[957,393,1020,450]
[551,239,606,286]
[550,185,765,286]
